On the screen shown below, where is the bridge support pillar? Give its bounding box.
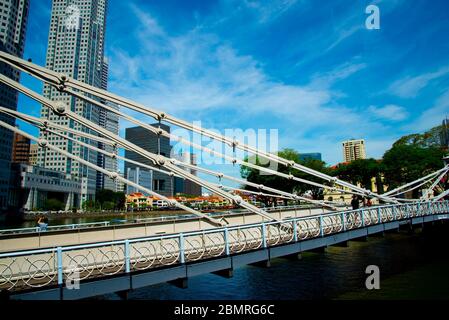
[331,241,348,247]
[117,290,130,300]
[212,268,234,278]
[308,246,326,253]
[169,277,188,289]
[283,253,302,261]
[250,260,271,268]
[369,231,385,237]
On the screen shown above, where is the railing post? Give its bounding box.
[124,240,130,273]
[179,233,185,264]
[361,209,365,227]
[377,207,381,224]
[341,212,345,231]
[293,220,298,242]
[262,223,267,248]
[393,206,398,220]
[57,247,63,285]
[319,216,324,237]
[224,228,230,255]
[428,202,432,215]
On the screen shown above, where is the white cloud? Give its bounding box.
[405,89,449,132]
[368,104,409,121]
[242,0,298,23]
[388,66,449,98]
[108,5,366,124]
[107,4,402,166]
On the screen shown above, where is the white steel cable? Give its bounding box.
[0,51,397,203]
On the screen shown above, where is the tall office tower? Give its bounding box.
[342,139,366,162]
[126,167,152,195]
[12,131,31,164]
[29,143,38,165]
[124,124,173,197]
[173,152,201,196]
[0,0,30,210]
[96,57,119,191]
[38,0,108,205]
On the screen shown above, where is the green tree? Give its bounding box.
[393,124,446,149]
[332,158,383,191]
[382,144,446,195]
[240,148,329,203]
[44,198,64,211]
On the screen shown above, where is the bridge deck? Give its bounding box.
[0,205,331,253]
[0,201,447,300]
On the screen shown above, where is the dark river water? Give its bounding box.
[96,223,449,300]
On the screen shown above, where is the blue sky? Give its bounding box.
[16,0,449,183]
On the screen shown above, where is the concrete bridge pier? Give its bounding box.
[308,246,327,253]
[117,290,130,300]
[250,260,271,268]
[331,241,348,247]
[169,277,188,289]
[283,253,302,260]
[212,268,234,278]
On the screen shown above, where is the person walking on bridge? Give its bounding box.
[351,195,359,210]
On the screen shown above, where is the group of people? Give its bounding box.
[350,195,372,210]
[37,215,49,231]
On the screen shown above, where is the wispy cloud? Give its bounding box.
[388,66,449,98]
[242,0,299,23]
[368,104,409,121]
[406,89,449,131]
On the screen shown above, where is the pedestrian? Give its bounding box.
[366,198,372,207]
[37,215,48,232]
[351,195,359,210]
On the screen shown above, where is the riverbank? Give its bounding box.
[22,209,199,221]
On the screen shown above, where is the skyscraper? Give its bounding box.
[173,152,201,196]
[12,131,31,164]
[124,124,173,197]
[38,0,108,204]
[342,139,366,162]
[0,0,30,210]
[96,57,119,191]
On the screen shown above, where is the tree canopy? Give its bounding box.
[240,148,329,201]
[382,144,445,190]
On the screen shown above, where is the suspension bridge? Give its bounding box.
[0,50,448,300]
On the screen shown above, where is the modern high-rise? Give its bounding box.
[342,139,366,162]
[124,124,173,197]
[96,57,119,191]
[12,131,31,164]
[173,152,201,196]
[38,0,108,205]
[0,0,30,210]
[29,143,38,165]
[126,167,152,196]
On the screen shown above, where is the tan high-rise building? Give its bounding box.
[342,139,366,162]
[29,144,38,166]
